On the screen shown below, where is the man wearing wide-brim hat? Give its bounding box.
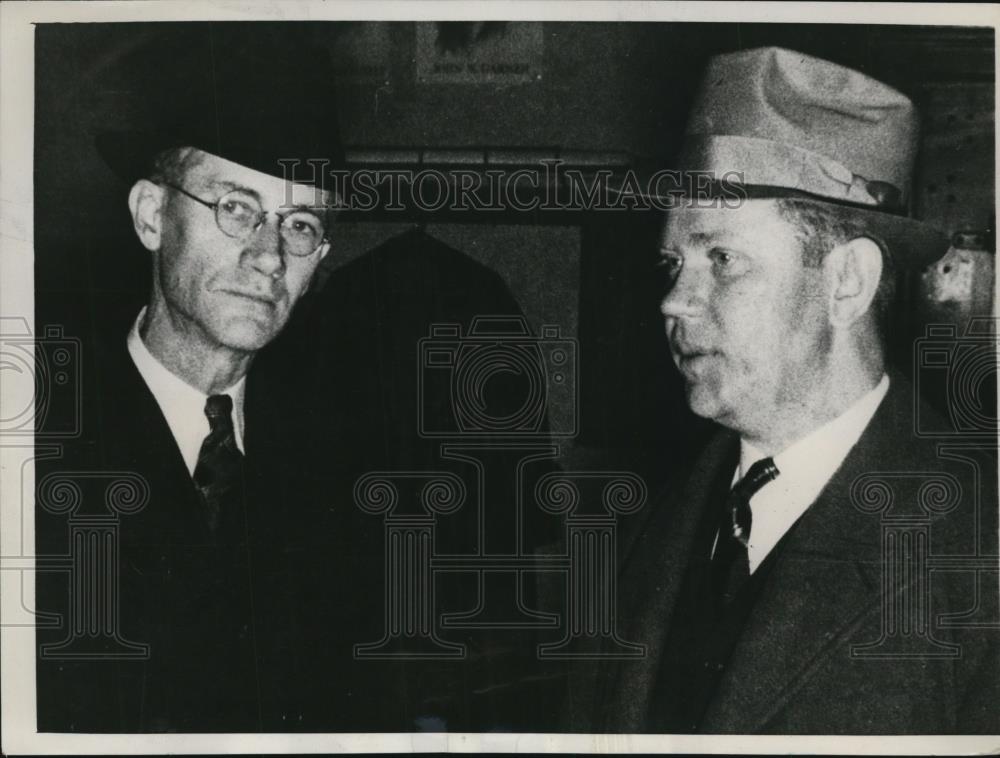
[35,25,343,732]
[581,47,998,734]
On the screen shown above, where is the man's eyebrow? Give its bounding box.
[662,230,746,249]
[281,201,328,215]
[204,179,261,200]
[687,230,735,245]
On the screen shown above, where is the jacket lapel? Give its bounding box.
[700,491,883,731]
[602,432,739,731]
[95,336,207,544]
[702,378,910,732]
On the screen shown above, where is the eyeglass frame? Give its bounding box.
[157,180,333,257]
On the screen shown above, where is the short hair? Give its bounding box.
[147,146,204,186]
[774,197,897,337]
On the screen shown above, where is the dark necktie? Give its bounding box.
[193,394,245,537]
[710,456,779,603]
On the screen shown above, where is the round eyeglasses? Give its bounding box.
[160,181,330,257]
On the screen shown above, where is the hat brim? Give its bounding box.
[607,178,949,269]
[845,207,951,271]
[95,126,347,189]
[96,129,187,184]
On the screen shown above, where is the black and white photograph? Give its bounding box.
[1,1,998,754]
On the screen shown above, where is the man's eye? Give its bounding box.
[219,198,258,221]
[709,248,746,276]
[657,255,683,277]
[283,213,322,239]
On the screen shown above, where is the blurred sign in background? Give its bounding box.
[416,22,544,84]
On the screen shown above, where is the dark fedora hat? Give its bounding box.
[639,47,949,269]
[95,23,345,188]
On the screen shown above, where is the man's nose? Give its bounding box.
[242,217,286,278]
[659,263,706,320]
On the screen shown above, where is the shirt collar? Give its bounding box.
[741,374,890,479]
[126,307,246,475]
[737,373,890,572]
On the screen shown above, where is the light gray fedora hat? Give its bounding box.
[659,47,949,268]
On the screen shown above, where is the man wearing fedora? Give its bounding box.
[574,47,998,734]
[35,23,547,734]
[35,26,344,732]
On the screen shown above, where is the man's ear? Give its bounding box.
[317,240,331,263]
[127,179,166,252]
[824,236,884,328]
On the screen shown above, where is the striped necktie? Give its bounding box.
[711,456,779,603]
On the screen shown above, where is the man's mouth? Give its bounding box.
[672,347,719,376]
[223,290,279,307]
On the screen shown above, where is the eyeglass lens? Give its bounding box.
[215,192,326,256]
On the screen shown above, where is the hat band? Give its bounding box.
[677,134,906,213]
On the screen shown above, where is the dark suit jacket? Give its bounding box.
[36,230,564,733]
[34,305,493,734]
[570,374,999,734]
[35,316,298,732]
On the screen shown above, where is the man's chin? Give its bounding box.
[683,381,728,423]
[212,321,281,354]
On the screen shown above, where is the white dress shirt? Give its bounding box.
[734,374,890,574]
[127,308,246,476]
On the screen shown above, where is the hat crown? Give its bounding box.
[684,46,918,204]
[97,23,343,185]
[673,46,948,268]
